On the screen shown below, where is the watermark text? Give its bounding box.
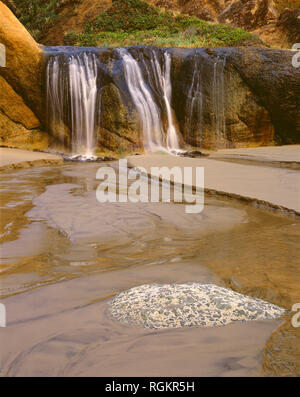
[291,303,300,328]
[96,160,204,214]
[0,43,5,67]
[0,303,6,327]
[292,43,300,68]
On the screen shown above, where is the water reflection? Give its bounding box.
[0,163,299,376]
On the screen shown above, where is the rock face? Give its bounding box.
[151,0,278,29]
[218,0,277,30]
[253,6,300,49]
[276,7,300,45]
[150,0,298,48]
[171,47,300,146]
[0,76,40,130]
[180,0,223,22]
[0,2,50,149]
[227,47,300,145]
[43,46,299,153]
[108,283,285,329]
[97,83,142,153]
[170,47,275,148]
[1,3,299,154]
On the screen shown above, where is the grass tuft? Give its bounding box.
[63,0,263,48]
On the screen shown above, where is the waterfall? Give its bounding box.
[46,56,66,147]
[45,47,229,156]
[161,52,180,151]
[213,56,226,144]
[120,48,180,153]
[119,48,165,152]
[185,54,227,148]
[185,55,203,143]
[46,52,98,158]
[68,53,98,156]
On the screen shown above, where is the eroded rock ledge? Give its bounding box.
[0,2,299,154]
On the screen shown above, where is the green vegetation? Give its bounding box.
[63,0,262,48]
[12,0,58,41]
[5,0,263,47]
[7,0,79,41]
[6,0,299,47]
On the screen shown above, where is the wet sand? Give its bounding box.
[0,162,299,376]
[0,147,63,172]
[127,151,300,214]
[209,145,300,166]
[1,271,281,377]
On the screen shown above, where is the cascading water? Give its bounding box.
[184,53,227,148]
[213,56,226,144]
[120,48,180,153]
[186,55,204,143]
[68,53,98,157]
[155,51,180,151]
[46,56,67,147]
[46,47,228,157]
[119,48,165,152]
[46,52,98,158]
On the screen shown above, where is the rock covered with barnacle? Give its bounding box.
[108,283,285,329]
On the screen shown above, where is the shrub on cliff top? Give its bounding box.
[73,0,262,48]
[89,0,172,33]
[87,0,210,35]
[10,0,263,48]
[11,0,80,40]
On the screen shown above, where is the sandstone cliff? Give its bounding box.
[0,2,50,149]
[0,2,299,154]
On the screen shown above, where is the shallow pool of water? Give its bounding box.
[0,163,299,376]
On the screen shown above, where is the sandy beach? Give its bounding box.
[127,145,300,215]
[0,148,63,172]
